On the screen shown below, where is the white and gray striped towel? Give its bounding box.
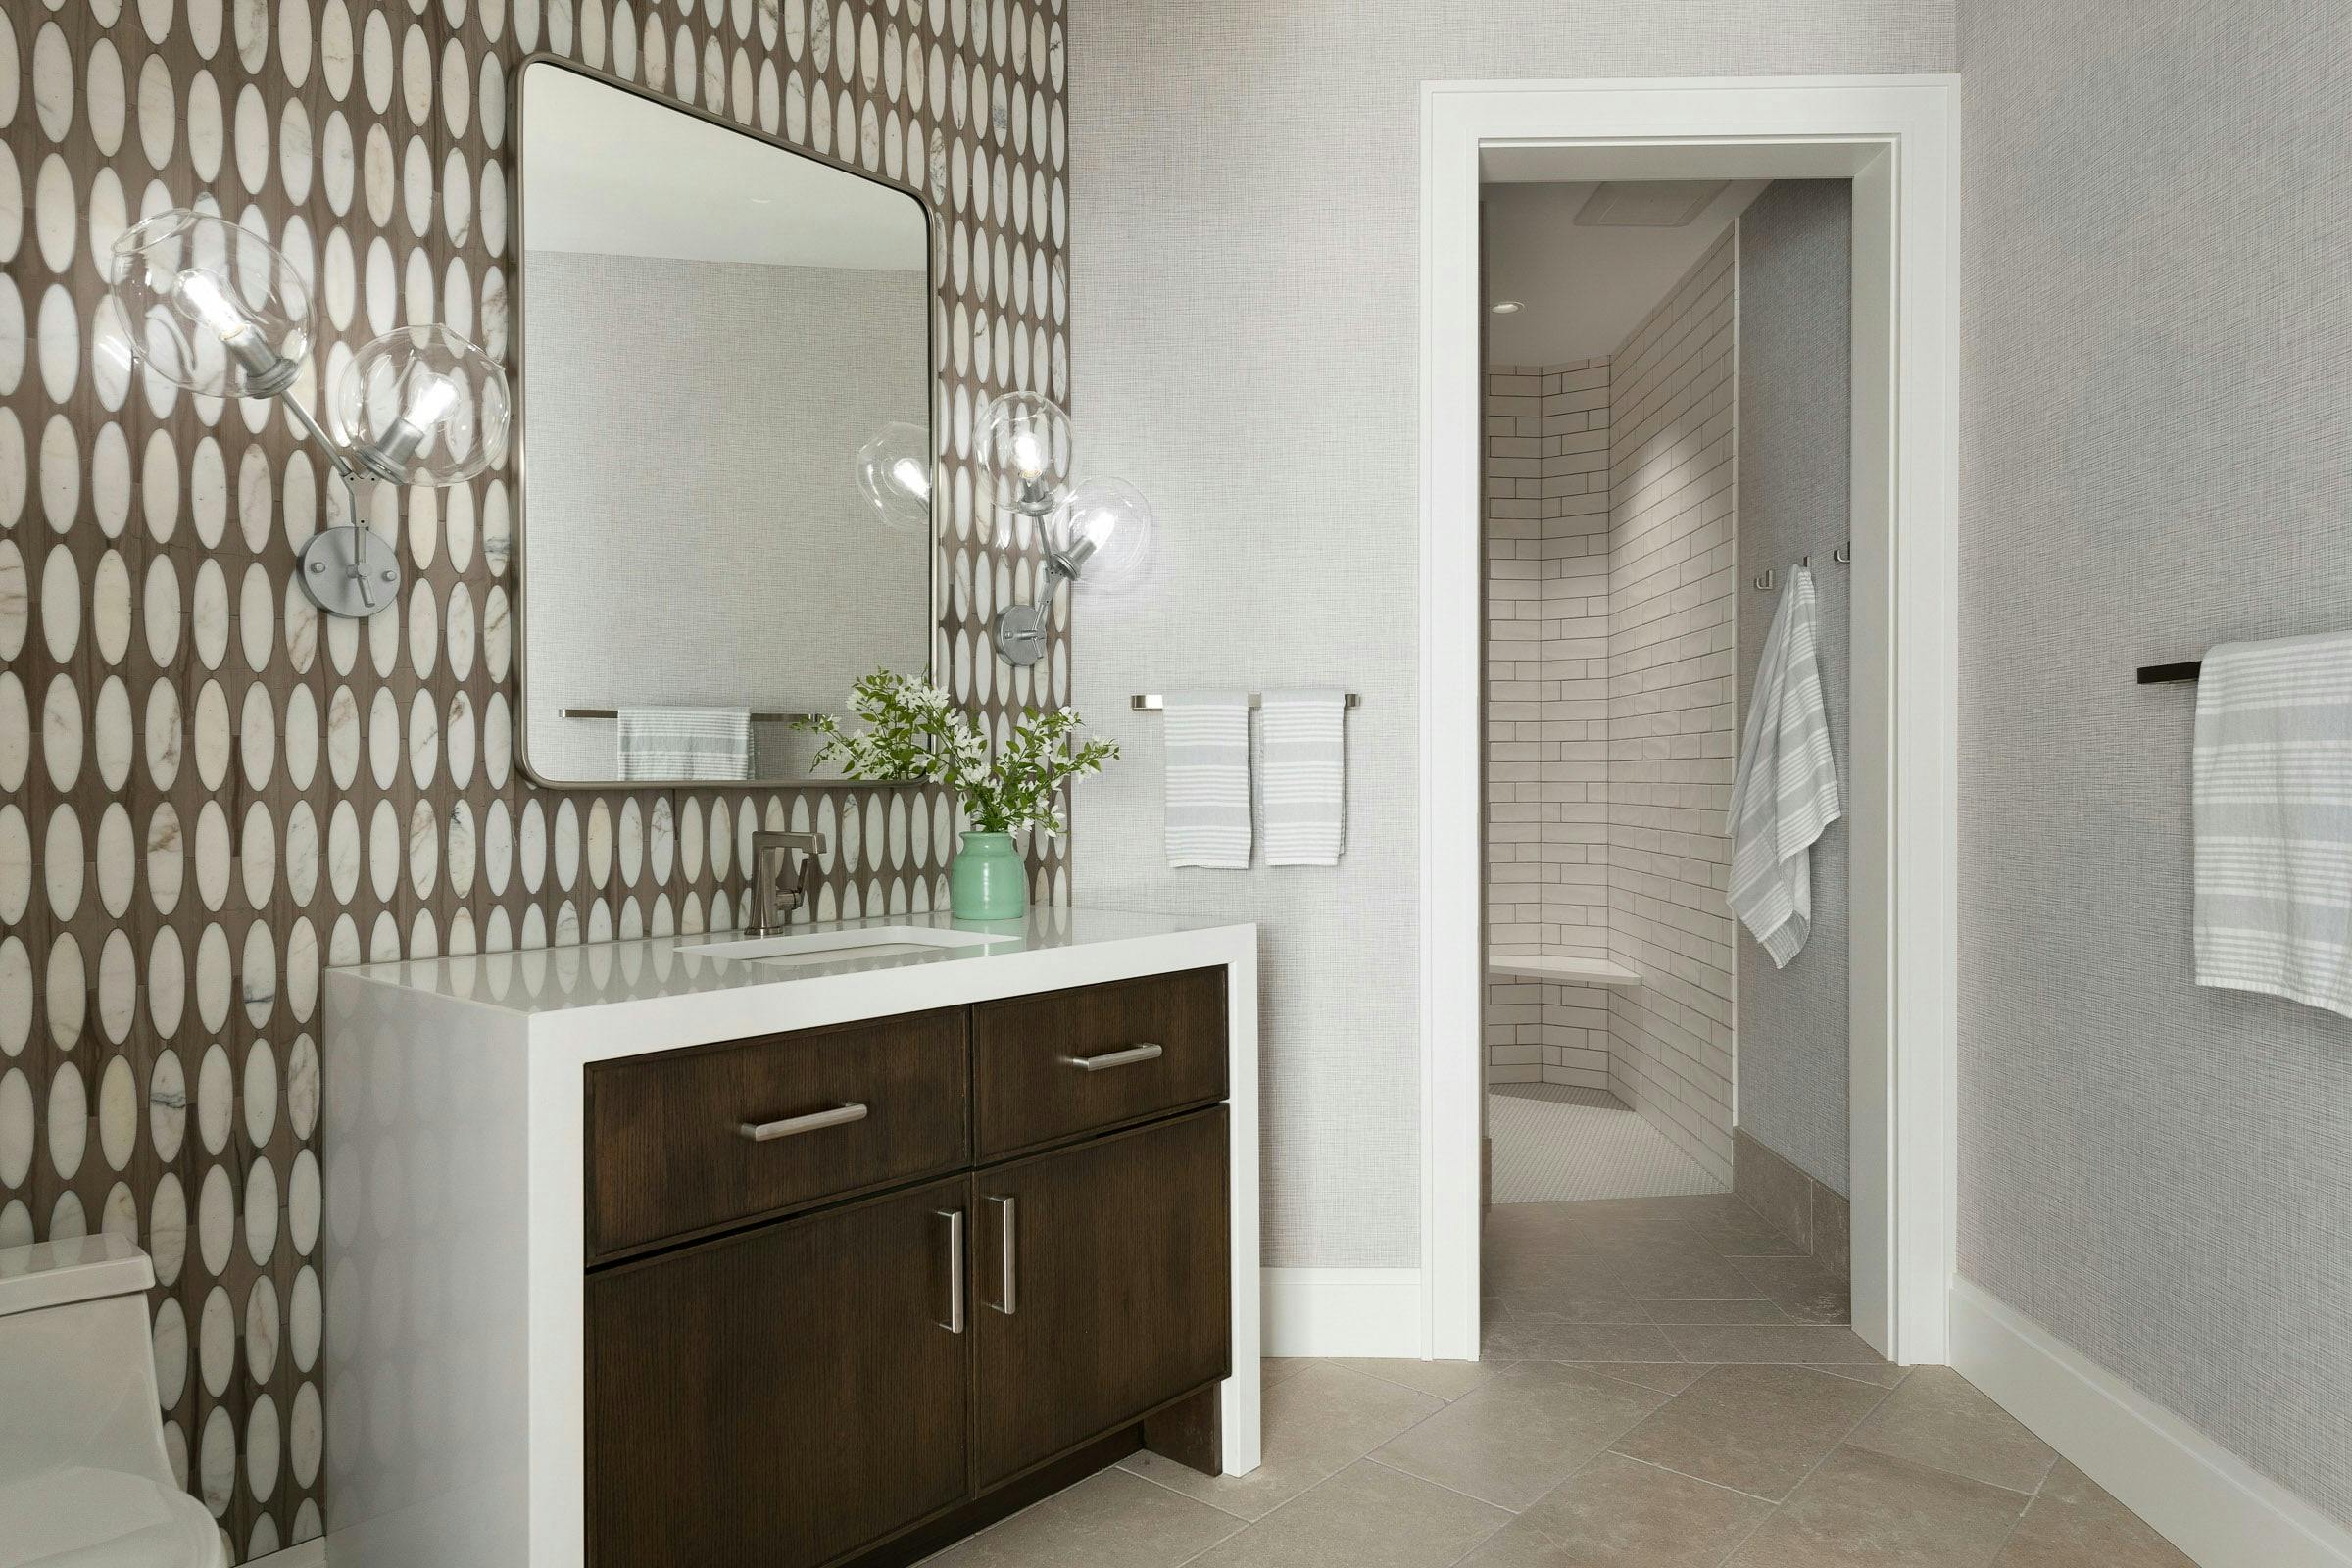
[616,707,753,782]
[2193,631,2352,1020]
[1261,689,1348,865]
[1726,566,1841,967]
[1161,691,1251,868]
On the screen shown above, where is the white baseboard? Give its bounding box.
[1261,1267,1425,1358]
[1950,1279,2352,1568]
[245,1540,327,1568]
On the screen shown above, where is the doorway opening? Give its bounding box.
[1479,171,1863,1352]
[1420,77,1962,1367]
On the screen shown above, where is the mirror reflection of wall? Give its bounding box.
[516,62,934,786]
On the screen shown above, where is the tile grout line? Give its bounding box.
[1361,1450,1534,1517]
[1605,1447,1795,1508]
[1112,1455,1265,1526]
[1976,1443,2063,1566]
[1690,1369,1905,1563]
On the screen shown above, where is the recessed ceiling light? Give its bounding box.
[1491,300,1523,314]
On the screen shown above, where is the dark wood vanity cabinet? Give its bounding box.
[974,1108,1230,1487]
[587,1178,972,1568]
[583,969,1233,1568]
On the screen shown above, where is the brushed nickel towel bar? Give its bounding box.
[1130,693,1360,710]
[561,707,810,722]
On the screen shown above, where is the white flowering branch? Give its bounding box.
[795,670,1119,837]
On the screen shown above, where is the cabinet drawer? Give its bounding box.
[587,1008,969,1257]
[972,967,1228,1158]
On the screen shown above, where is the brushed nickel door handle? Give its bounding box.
[736,1102,868,1142]
[987,1195,1017,1315]
[1064,1043,1164,1073]
[937,1209,965,1335]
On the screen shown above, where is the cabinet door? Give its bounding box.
[589,1178,972,1568]
[973,1108,1230,1488]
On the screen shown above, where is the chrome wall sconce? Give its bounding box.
[858,393,1155,667]
[105,209,511,618]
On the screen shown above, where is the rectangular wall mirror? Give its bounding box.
[515,58,935,787]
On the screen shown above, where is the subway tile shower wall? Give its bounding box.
[1604,232,1740,1184]
[1483,359,1612,1089]
[0,0,1072,1555]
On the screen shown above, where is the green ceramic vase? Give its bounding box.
[949,831,1026,919]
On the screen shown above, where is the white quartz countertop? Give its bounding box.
[328,905,1256,1019]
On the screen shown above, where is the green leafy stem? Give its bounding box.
[793,670,1120,836]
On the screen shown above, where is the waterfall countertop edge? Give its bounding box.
[321,905,1261,1023]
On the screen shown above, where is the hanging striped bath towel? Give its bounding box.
[1726,566,1841,966]
[1161,691,1252,868]
[1260,689,1348,865]
[2193,631,2352,1020]
[616,707,753,782]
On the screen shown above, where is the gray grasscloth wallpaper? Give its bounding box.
[1957,0,2352,1528]
[0,0,1069,1555]
[1733,179,1852,1199]
[520,251,929,782]
[1070,0,1953,1270]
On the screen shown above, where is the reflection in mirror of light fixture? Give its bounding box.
[1490,300,1524,314]
[107,208,508,619]
[862,392,1158,666]
[857,422,935,533]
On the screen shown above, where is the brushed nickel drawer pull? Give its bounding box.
[1064,1043,1164,1073]
[987,1195,1018,1315]
[937,1209,965,1334]
[736,1102,869,1142]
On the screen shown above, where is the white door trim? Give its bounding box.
[1418,75,1962,1365]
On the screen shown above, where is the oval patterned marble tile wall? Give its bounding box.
[0,0,1071,1556]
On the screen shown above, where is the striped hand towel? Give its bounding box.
[616,708,753,782]
[1725,566,1841,966]
[1261,689,1348,865]
[2193,631,2352,1019]
[1162,691,1251,868]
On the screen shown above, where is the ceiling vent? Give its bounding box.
[1573,181,1729,228]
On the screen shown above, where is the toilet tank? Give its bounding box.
[0,1235,174,1488]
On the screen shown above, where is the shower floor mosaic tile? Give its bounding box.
[1488,1084,1718,1204]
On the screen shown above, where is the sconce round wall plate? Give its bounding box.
[994,603,1050,665]
[298,525,405,618]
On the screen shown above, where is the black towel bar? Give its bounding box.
[2136,662,2202,684]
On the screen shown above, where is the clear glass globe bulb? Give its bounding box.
[856,421,934,532]
[975,391,1074,517]
[106,209,314,400]
[1052,476,1154,593]
[335,326,512,485]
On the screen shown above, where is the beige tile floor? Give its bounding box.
[922,1195,2197,1568]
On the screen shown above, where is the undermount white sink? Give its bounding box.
[681,925,1005,969]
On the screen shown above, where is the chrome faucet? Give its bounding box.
[744,831,827,937]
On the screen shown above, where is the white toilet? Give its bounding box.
[0,1234,228,1568]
